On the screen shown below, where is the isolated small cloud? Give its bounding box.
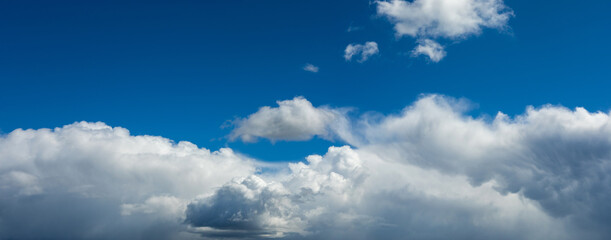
[344,41,379,62]
[412,39,447,62]
[303,63,319,73]
[346,23,363,32]
[229,97,348,143]
[376,0,513,62]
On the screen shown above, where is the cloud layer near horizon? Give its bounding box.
[0,122,255,239]
[3,96,611,239]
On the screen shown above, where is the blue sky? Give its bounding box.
[2,1,610,161]
[3,1,611,239]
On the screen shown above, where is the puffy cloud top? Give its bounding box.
[186,146,373,239]
[229,97,348,142]
[412,39,447,62]
[377,0,512,38]
[357,95,611,233]
[376,0,513,62]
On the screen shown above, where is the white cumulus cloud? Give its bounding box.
[229,96,350,142]
[412,39,447,62]
[376,0,513,62]
[344,41,379,62]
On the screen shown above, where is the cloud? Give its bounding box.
[186,145,565,239]
[229,96,350,142]
[185,175,305,238]
[0,122,255,239]
[217,95,611,239]
[376,0,513,61]
[303,63,319,73]
[5,96,611,239]
[412,39,447,62]
[344,42,379,62]
[185,146,373,239]
[346,23,363,33]
[353,95,611,235]
[376,0,512,38]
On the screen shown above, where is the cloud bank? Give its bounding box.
[0,122,255,239]
[3,96,611,239]
[376,0,513,62]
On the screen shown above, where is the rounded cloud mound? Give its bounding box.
[229,97,349,142]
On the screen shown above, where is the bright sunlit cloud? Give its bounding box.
[376,0,513,62]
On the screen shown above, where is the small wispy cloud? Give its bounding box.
[346,23,363,32]
[412,39,447,62]
[344,41,379,62]
[303,63,319,73]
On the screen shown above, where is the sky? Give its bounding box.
[2,0,611,239]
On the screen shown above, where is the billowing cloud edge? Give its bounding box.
[3,95,611,239]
